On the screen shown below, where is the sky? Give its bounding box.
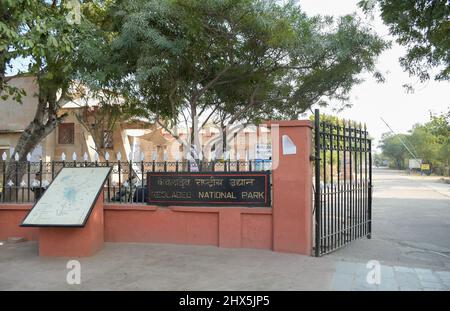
[299,0,449,150]
[7,0,449,150]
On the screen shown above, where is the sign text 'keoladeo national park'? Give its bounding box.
[147,172,271,206]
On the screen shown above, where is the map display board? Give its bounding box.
[21,167,111,227]
[147,172,271,207]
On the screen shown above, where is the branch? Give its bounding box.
[191,67,230,104]
[155,118,185,146]
[228,84,260,124]
[200,105,220,129]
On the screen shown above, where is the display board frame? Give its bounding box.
[21,167,111,228]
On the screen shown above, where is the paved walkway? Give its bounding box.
[0,241,336,290]
[1,241,449,291]
[332,261,450,291]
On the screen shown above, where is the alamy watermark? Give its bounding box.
[65,0,81,25]
[66,259,81,285]
[366,260,381,285]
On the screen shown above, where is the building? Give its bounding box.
[0,75,271,164]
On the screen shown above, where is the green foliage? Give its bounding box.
[1,1,109,101]
[359,0,450,82]
[0,0,35,101]
[373,152,389,167]
[88,0,388,129]
[309,113,361,128]
[409,111,450,175]
[380,110,450,175]
[379,132,410,169]
[0,0,116,167]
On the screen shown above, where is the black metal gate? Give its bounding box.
[313,109,372,256]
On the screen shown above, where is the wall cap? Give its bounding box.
[104,204,157,211]
[0,204,32,210]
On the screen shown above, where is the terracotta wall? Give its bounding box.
[0,120,313,255]
[104,205,272,249]
[0,204,273,250]
[0,205,39,241]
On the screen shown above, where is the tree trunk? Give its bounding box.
[4,82,66,198]
[0,51,6,93]
[189,101,203,166]
[221,124,227,158]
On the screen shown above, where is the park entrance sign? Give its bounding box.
[21,167,111,227]
[147,172,271,207]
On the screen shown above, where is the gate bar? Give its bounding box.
[314,109,321,257]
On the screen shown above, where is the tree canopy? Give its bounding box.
[0,0,113,188]
[86,0,388,156]
[379,110,449,175]
[359,0,450,82]
[379,132,411,169]
[3,0,100,161]
[0,0,34,101]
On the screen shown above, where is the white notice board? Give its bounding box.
[21,167,111,227]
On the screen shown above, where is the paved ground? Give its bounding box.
[0,168,449,290]
[329,168,450,290]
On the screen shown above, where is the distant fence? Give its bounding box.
[0,159,272,204]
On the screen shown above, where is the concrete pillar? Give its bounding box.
[39,193,104,257]
[266,120,313,255]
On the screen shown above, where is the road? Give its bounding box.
[0,168,449,290]
[330,167,450,270]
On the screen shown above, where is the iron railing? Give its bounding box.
[0,159,272,204]
[313,109,372,256]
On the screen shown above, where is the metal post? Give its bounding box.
[141,160,145,203]
[39,159,43,202]
[128,160,133,202]
[348,124,353,242]
[364,125,368,236]
[118,160,122,203]
[336,123,341,248]
[51,160,55,180]
[330,123,334,250]
[368,139,372,239]
[1,160,5,203]
[27,161,30,202]
[106,160,111,202]
[322,121,328,253]
[15,160,19,203]
[359,123,365,238]
[314,109,321,257]
[343,122,347,243]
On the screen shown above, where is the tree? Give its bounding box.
[379,110,449,175]
[409,111,449,175]
[0,0,31,102]
[1,0,105,185]
[379,132,410,169]
[359,0,450,82]
[72,84,133,158]
[94,0,387,159]
[373,152,388,167]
